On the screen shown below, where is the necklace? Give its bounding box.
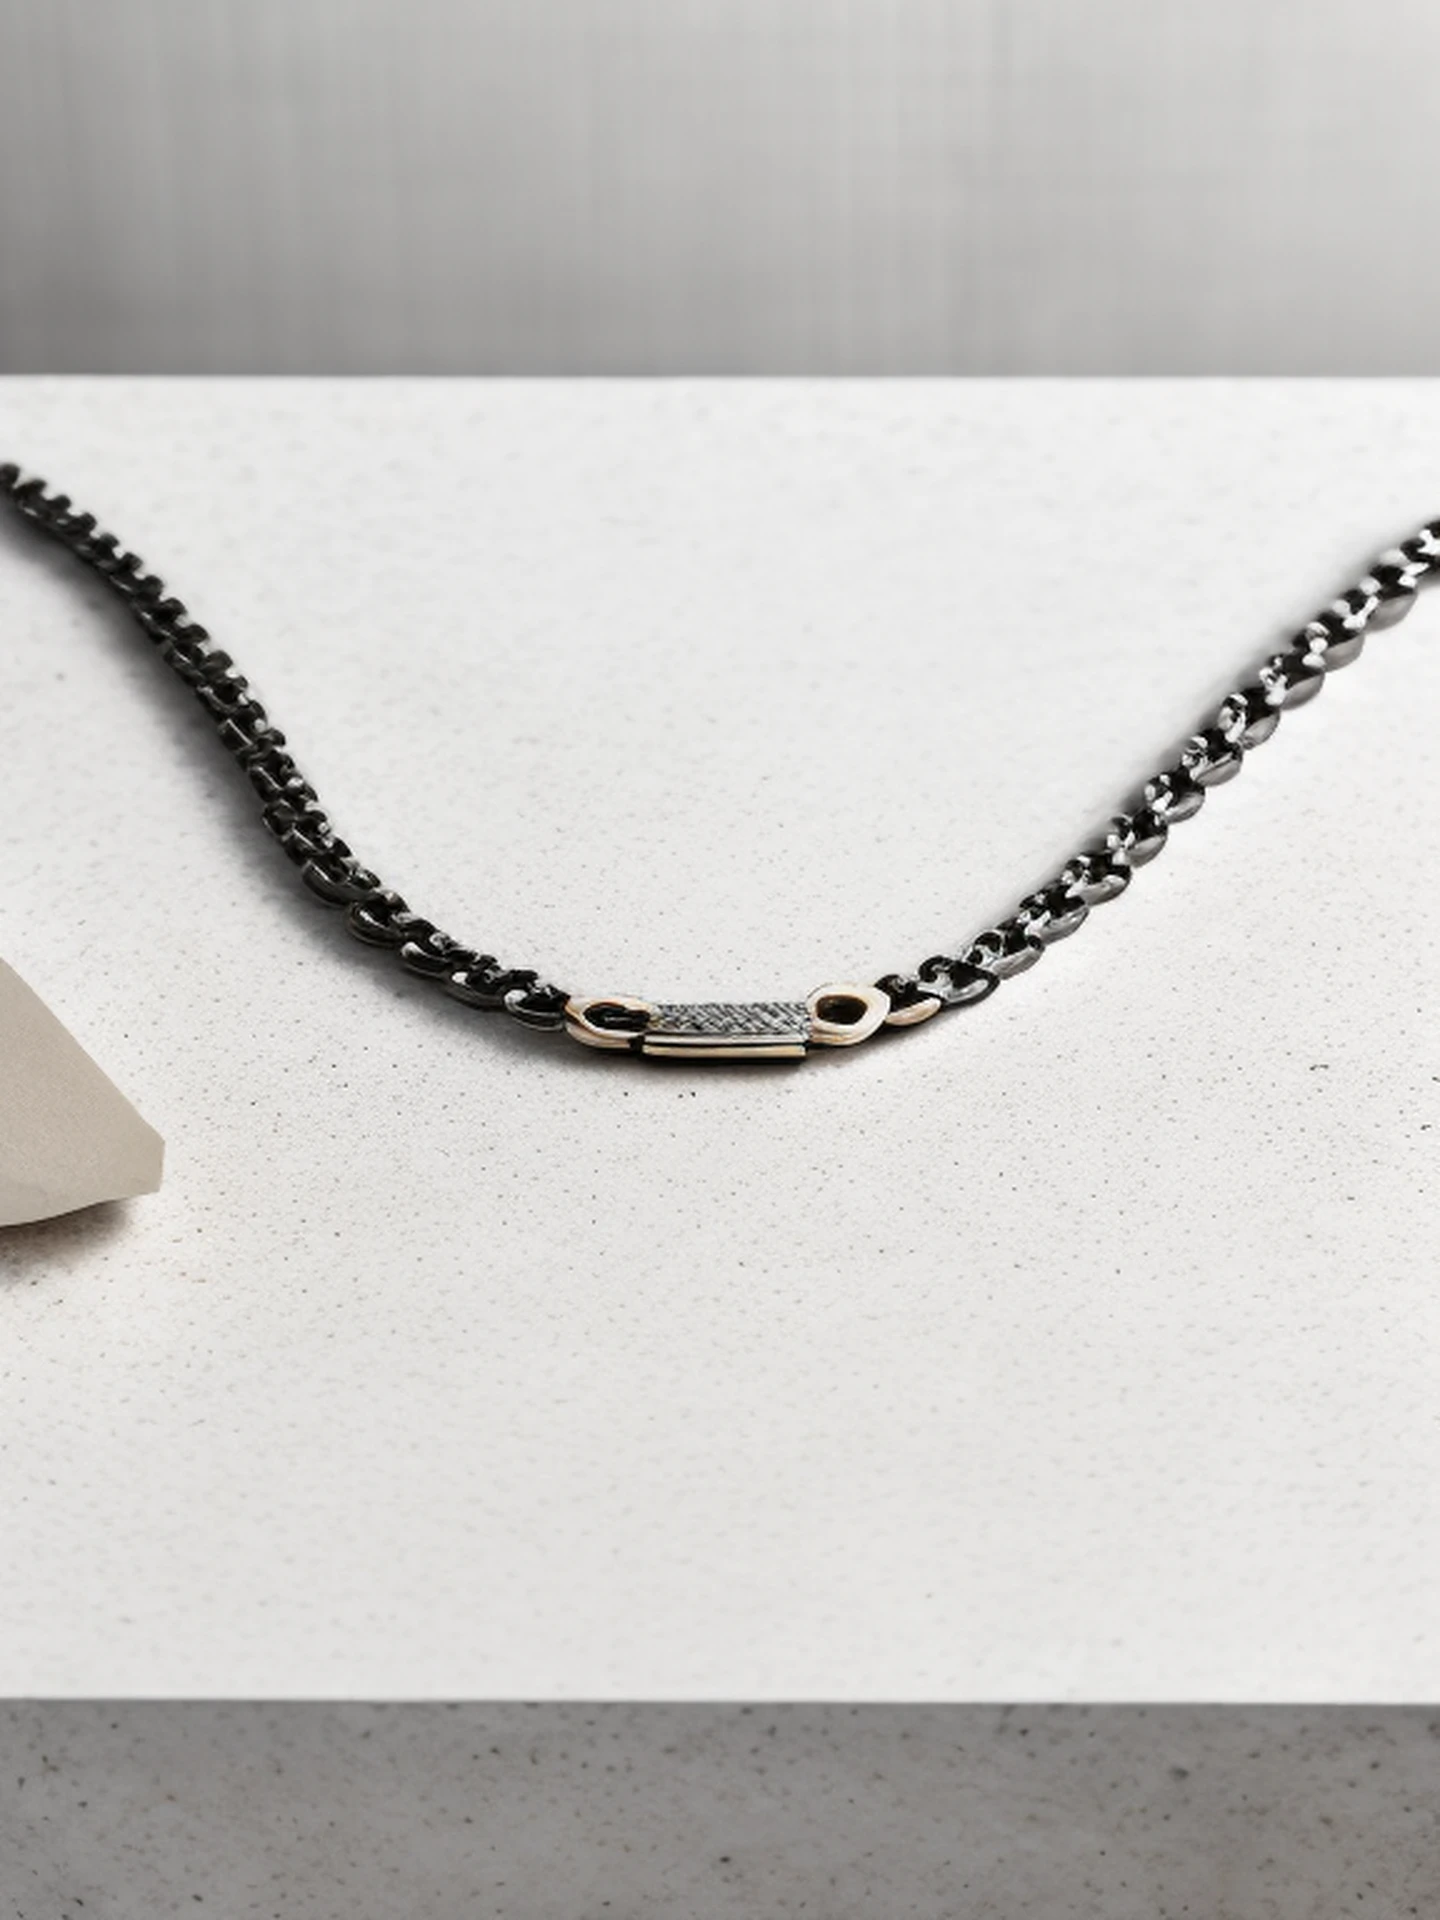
[5,463,1436,1064]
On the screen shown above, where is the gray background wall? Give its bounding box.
[2,0,1439,373]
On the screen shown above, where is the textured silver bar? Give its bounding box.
[641,1002,810,1060]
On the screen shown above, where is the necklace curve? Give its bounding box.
[4,463,1436,1063]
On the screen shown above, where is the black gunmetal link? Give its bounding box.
[4,463,1437,1054]
[891,515,1438,1018]
[0,463,570,1031]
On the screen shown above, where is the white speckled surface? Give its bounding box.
[1,379,1438,1699]
[2,1702,1438,1918]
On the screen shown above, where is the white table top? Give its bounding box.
[1,377,1437,1698]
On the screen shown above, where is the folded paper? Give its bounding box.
[0,958,163,1226]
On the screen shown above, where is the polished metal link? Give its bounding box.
[898,515,1440,1018]
[0,464,570,1032]
[2,462,1435,1056]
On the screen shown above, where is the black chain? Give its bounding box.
[0,464,571,1030]
[4,462,1438,1051]
[876,515,1440,1017]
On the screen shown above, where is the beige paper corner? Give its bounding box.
[0,958,164,1226]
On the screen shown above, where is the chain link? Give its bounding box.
[3,463,1436,1046]
[883,520,1440,1014]
[0,464,570,1031]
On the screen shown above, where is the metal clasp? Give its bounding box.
[564,983,889,1060]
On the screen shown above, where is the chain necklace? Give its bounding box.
[4,463,1437,1063]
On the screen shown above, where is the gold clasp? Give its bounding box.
[564,983,889,1060]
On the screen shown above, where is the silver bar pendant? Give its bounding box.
[563,984,894,1060]
[643,1002,810,1060]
